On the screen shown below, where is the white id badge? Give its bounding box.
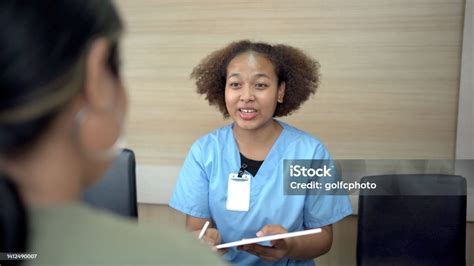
[226,173,251,212]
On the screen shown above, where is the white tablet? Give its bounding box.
[215,228,322,249]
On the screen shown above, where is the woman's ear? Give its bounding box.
[76,38,122,157]
[277,81,286,103]
[83,38,114,110]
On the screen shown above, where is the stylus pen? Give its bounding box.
[198,221,210,240]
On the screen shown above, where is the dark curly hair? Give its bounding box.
[191,40,320,117]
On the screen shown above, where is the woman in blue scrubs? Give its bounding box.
[170,40,352,265]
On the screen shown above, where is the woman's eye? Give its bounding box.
[229,82,241,88]
[255,83,268,89]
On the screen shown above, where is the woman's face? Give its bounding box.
[78,39,128,187]
[225,52,285,132]
[83,77,127,187]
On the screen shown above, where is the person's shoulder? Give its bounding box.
[99,211,222,264]
[28,204,223,265]
[192,124,233,148]
[280,121,325,147]
[279,121,332,159]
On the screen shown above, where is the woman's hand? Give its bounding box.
[238,224,294,262]
[187,216,228,255]
[200,228,229,255]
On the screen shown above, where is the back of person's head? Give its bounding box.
[0,1,124,263]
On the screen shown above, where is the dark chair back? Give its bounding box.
[357,174,466,266]
[82,148,138,218]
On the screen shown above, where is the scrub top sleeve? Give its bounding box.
[169,142,211,219]
[303,144,353,228]
[303,194,353,228]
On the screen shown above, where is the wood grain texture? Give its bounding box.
[115,0,465,165]
[456,0,473,159]
[138,203,186,228]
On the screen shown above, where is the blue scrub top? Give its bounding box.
[170,121,352,266]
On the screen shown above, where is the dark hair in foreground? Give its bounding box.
[0,0,123,263]
[191,40,321,117]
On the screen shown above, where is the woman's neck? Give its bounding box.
[233,119,283,161]
[2,124,83,208]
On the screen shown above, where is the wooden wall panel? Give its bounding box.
[456,0,473,159]
[115,0,464,165]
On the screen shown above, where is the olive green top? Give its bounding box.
[24,203,224,266]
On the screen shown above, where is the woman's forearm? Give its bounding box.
[286,225,333,260]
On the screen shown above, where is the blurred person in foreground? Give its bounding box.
[0,1,222,265]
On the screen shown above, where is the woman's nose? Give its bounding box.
[240,86,255,102]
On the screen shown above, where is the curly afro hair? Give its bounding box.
[191,40,320,118]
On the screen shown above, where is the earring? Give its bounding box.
[74,108,126,160]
